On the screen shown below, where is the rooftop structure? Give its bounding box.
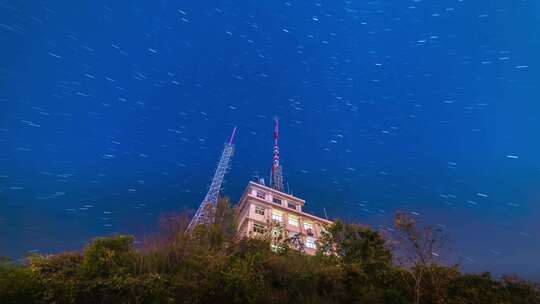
[270,118,284,192]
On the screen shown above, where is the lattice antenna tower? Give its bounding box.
[270,118,284,192]
[187,127,237,231]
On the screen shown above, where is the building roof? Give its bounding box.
[248,181,305,204]
[237,181,333,225]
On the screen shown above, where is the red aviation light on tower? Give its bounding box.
[270,118,284,192]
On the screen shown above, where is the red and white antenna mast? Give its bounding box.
[270,118,284,192]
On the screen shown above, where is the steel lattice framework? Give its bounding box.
[270,118,284,192]
[187,127,236,231]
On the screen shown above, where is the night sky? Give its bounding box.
[1,0,539,280]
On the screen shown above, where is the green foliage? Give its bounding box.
[1,205,539,304]
[0,258,42,304]
[221,253,265,303]
[29,252,83,303]
[317,220,403,303]
[320,220,392,267]
[80,235,136,278]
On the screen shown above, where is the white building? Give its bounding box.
[235,181,332,255]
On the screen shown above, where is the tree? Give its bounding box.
[318,220,392,269]
[392,212,449,304]
[80,235,136,278]
[317,220,400,303]
[500,275,540,304]
[189,197,238,251]
[0,258,42,304]
[29,252,82,303]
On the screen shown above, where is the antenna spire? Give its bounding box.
[270,118,284,192]
[228,126,237,145]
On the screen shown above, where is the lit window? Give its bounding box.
[304,222,314,236]
[272,197,282,205]
[256,191,266,199]
[305,237,316,249]
[253,223,265,234]
[288,215,298,226]
[255,206,265,216]
[287,202,296,210]
[272,211,282,222]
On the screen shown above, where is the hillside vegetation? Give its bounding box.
[1,199,539,304]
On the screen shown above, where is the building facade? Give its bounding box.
[235,181,332,255]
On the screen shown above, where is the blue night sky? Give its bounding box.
[1,1,539,280]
